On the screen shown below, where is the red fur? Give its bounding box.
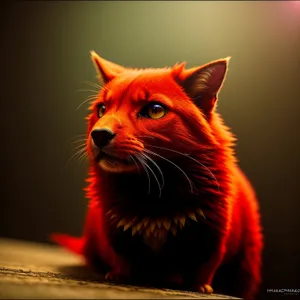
[51,53,263,299]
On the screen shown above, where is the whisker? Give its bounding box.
[74,148,87,162]
[77,83,109,94]
[81,80,102,89]
[75,89,100,94]
[69,134,86,141]
[77,150,88,164]
[129,155,140,174]
[86,95,99,101]
[75,84,109,111]
[136,154,151,195]
[77,150,88,163]
[73,143,87,151]
[66,147,86,167]
[141,152,164,190]
[146,144,220,191]
[144,149,194,193]
[72,139,87,144]
[140,153,162,198]
[76,96,99,110]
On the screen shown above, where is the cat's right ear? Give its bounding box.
[172,58,230,114]
[90,51,125,84]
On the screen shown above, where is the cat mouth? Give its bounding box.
[96,152,136,173]
[96,152,133,166]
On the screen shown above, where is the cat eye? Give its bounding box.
[139,103,167,120]
[97,104,106,118]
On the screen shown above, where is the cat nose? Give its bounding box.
[91,129,115,148]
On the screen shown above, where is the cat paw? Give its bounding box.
[105,271,129,283]
[197,284,214,294]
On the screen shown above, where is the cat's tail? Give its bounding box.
[50,233,84,256]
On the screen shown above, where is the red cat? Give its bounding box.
[51,51,263,299]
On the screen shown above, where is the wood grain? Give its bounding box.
[0,238,240,299]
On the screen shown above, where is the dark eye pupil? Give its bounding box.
[138,102,166,119]
[151,105,162,114]
[98,105,105,117]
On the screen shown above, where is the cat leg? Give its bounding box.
[231,243,262,299]
[83,200,131,282]
[191,243,226,294]
[104,253,131,283]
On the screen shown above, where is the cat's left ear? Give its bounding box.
[91,51,125,84]
[173,57,230,114]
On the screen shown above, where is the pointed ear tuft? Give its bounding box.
[171,62,186,78]
[90,51,125,84]
[176,57,230,114]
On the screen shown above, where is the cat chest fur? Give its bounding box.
[106,205,207,252]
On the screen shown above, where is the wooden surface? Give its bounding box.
[0,238,240,299]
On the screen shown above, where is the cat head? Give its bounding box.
[86,51,230,173]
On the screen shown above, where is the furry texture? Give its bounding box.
[51,52,263,299]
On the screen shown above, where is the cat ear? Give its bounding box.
[90,51,125,84]
[173,57,230,114]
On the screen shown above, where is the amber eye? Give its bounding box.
[97,104,106,118]
[140,103,167,119]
